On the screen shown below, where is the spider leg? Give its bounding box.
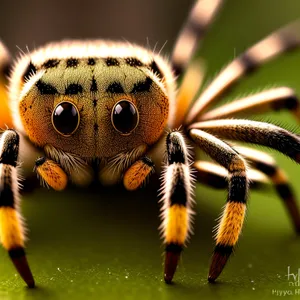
[234,145,300,233]
[34,157,68,191]
[189,119,300,163]
[170,60,205,129]
[171,0,223,76]
[123,157,154,191]
[194,160,269,190]
[185,21,300,124]
[0,40,10,79]
[160,131,194,284]
[0,41,13,128]
[0,130,34,288]
[189,129,248,282]
[200,87,300,122]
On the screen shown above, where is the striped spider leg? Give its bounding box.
[0,132,74,288]
[184,20,300,124]
[167,0,300,284]
[233,145,300,233]
[0,129,94,288]
[159,131,194,283]
[194,160,270,190]
[188,120,300,281]
[0,130,34,287]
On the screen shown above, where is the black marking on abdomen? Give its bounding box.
[106,82,124,94]
[36,80,58,95]
[93,99,97,107]
[131,77,152,93]
[149,60,164,80]
[90,76,98,92]
[42,59,59,68]
[66,58,79,68]
[125,57,143,67]
[23,62,37,81]
[87,58,96,66]
[65,83,83,95]
[105,58,120,66]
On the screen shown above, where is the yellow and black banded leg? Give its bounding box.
[189,129,249,282]
[190,119,300,163]
[234,146,300,233]
[0,130,34,288]
[171,0,223,76]
[160,131,194,284]
[123,157,154,191]
[34,157,68,191]
[186,21,300,124]
[200,87,300,122]
[194,160,269,190]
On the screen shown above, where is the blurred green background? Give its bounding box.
[1,0,300,299]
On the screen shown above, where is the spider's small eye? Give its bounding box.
[111,100,139,135]
[52,102,80,136]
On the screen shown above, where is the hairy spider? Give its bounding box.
[0,0,300,288]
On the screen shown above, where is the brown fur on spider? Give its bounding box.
[0,0,300,288]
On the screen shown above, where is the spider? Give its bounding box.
[0,0,300,288]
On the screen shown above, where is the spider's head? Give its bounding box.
[9,41,174,159]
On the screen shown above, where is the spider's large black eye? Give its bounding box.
[111,100,139,135]
[52,102,80,136]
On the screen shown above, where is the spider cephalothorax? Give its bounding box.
[0,0,300,288]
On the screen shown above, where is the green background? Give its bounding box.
[1,0,300,299]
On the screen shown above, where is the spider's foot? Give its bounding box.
[208,245,232,283]
[9,247,35,288]
[164,251,180,284]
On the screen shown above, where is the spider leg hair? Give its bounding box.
[189,129,248,282]
[186,20,300,124]
[200,87,300,122]
[0,130,34,288]
[171,0,223,76]
[189,119,300,163]
[234,145,300,233]
[194,160,269,190]
[159,131,195,284]
[123,157,155,191]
